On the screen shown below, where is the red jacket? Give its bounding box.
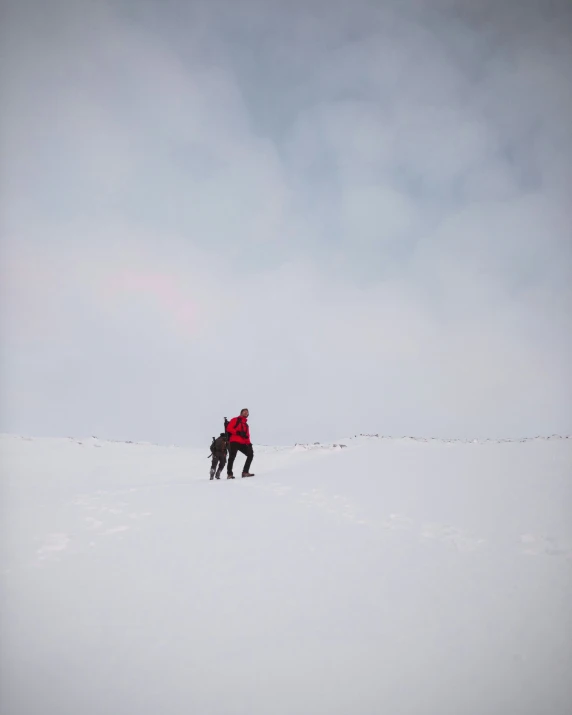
[227,416,251,445]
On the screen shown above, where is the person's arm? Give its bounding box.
[226,417,238,437]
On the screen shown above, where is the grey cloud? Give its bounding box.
[1,0,570,445]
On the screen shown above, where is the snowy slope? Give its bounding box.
[1,434,571,715]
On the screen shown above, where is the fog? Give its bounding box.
[1,0,571,445]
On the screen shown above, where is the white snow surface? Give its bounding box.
[1,433,571,715]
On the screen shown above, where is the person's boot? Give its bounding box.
[209,468,215,480]
[215,470,221,480]
[227,474,235,479]
[242,472,255,477]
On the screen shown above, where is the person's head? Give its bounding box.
[240,408,249,418]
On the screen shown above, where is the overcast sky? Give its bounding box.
[1,0,571,446]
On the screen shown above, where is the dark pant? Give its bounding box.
[211,453,226,475]
[227,442,254,475]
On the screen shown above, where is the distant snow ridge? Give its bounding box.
[349,433,571,444]
[289,434,571,452]
[293,442,348,451]
[2,433,570,451]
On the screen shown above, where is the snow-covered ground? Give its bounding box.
[1,434,571,715]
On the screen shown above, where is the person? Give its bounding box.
[226,408,254,478]
[209,433,228,480]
